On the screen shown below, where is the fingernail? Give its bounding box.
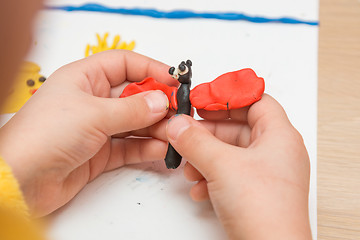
[167,115,190,141]
[145,91,169,113]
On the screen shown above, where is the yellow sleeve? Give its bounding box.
[0,156,44,240]
[0,156,29,215]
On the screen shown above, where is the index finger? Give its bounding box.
[197,94,292,131]
[247,94,292,131]
[62,50,179,88]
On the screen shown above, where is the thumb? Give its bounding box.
[99,90,169,135]
[166,114,233,179]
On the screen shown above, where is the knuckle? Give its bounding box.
[279,127,309,163]
[123,95,146,120]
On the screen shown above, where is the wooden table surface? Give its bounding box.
[318,0,360,239]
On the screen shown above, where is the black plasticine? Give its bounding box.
[165,60,192,169]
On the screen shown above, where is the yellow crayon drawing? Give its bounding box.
[85,33,136,57]
[1,62,46,114]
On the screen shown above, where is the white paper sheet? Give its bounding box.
[1,1,318,239]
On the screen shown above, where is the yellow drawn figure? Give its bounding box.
[85,33,135,57]
[1,61,46,114]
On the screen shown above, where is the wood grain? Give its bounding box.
[318,0,360,239]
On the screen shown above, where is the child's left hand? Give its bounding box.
[0,50,176,217]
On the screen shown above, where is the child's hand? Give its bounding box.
[0,50,176,217]
[166,95,312,239]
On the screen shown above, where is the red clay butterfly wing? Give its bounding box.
[190,68,265,111]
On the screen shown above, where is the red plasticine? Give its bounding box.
[189,68,265,111]
[120,77,178,110]
[120,69,264,111]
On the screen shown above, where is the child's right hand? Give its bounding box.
[166,95,312,239]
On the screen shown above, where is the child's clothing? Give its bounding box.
[0,156,43,240]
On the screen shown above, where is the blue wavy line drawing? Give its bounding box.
[45,3,318,26]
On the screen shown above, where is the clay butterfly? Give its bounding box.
[120,60,265,169]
